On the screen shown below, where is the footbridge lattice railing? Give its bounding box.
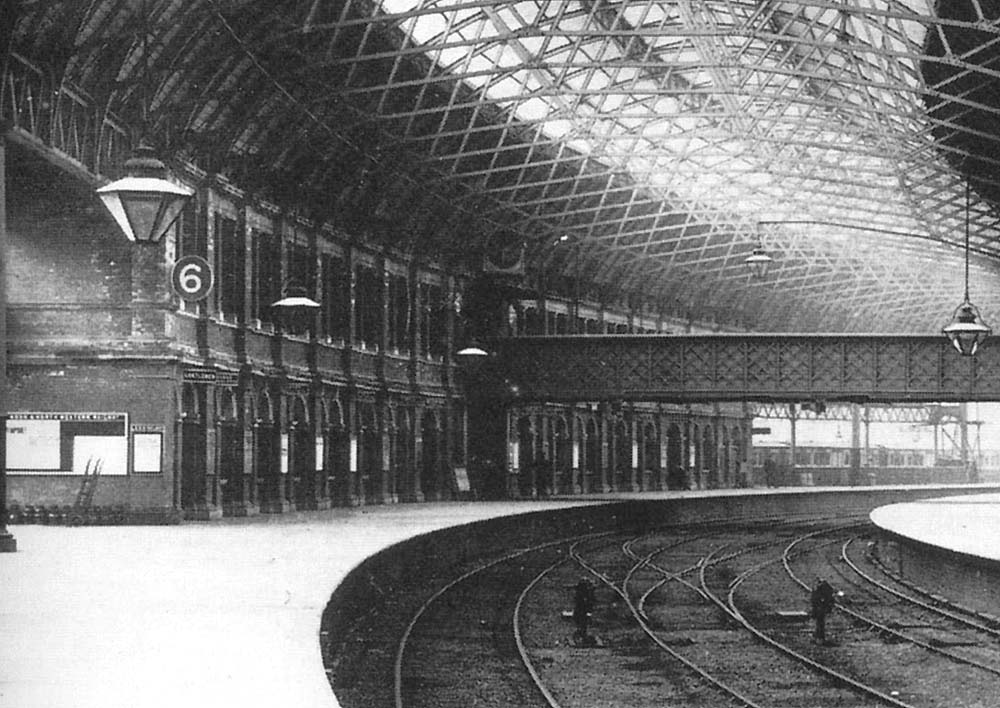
[488,335,1000,404]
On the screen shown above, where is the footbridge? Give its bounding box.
[488,334,1000,403]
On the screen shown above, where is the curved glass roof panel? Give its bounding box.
[10,0,1000,332]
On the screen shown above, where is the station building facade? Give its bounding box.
[5,138,752,519]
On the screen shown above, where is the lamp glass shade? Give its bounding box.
[745,248,772,278]
[271,295,321,309]
[271,285,320,336]
[942,301,991,356]
[456,345,489,357]
[97,176,194,243]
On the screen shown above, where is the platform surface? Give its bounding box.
[0,500,592,708]
[2,486,993,708]
[870,492,1000,563]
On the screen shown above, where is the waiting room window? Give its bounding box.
[286,241,316,336]
[215,215,245,321]
[418,282,445,358]
[176,201,205,314]
[251,230,281,325]
[388,273,410,352]
[356,265,382,349]
[321,253,349,342]
[428,284,446,358]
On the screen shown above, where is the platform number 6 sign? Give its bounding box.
[171,255,214,301]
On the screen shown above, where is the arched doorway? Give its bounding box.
[328,399,351,505]
[178,383,211,518]
[720,425,731,488]
[288,396,313,509]
[217,388,246,516]
[642,420,659,491]
[552,416,570,495]
[584,417,600,493]
[731,424,745,487]
[256,391,284,513]
[690,423,702,490]
[702,425,716,489]
[358,402,380,504]
[516,414,534,497]
[667,423,684,489]
[612,417,628,492]
[421,408,441,500]
[395,407,413,501]
[313,401,330,507]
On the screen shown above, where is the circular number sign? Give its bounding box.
[171,255,214,301]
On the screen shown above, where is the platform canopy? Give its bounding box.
[9,0,1000,332]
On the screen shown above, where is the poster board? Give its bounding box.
[453,467,471,493]
[6,412,129,475]
[315,436,325,473]
[133,433,163,474]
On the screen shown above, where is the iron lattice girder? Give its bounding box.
[750,401,950,423]
[14,0,1000,333]
[490,334,1000,403]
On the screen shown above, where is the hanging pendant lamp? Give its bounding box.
[745,227,773,279]
[942,182,991,356]
[97,141,193,243]
[95,4,193,243]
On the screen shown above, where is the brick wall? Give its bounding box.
[6,362,177,508]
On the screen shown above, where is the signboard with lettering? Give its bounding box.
[183,366,217,383]
[181,367,239,386]
[216,371,240,387]
[6,412,129,475]
[171,255,214,301]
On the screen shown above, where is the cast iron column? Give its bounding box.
[0,124,16,551]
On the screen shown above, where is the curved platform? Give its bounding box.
[870,492,1000,619]
[870,492,1000,563]
[0,501,591,708]
[2,485,996,708]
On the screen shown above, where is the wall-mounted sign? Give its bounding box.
[315,436,325,473]
[216,371,239,387]
[132,428,164,475]
[6,412,128,475]
[183,366,216,383]
[181,367,239,386]
[171,255,213,301]
[454,467,471,493]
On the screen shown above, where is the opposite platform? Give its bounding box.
[870,492,1000,563]
[0,500,592,708]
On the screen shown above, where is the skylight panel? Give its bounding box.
[519,97,551,120]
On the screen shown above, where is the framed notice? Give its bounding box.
[453,467,471,493]
[133,433,163,474]
[315,436,325,473]
[6,412,129,475]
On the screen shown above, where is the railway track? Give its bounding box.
[382,516,1000,708]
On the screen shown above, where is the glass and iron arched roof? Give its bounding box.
[8,0,1000,331]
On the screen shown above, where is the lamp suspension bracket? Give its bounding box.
[942,179,991,356]
[745,225,773,279]
[95,4,193,243]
